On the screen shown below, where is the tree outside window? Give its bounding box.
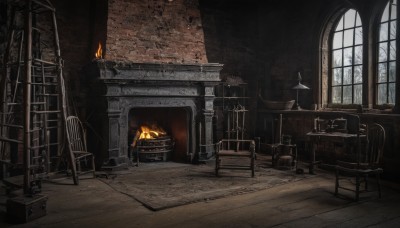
[377,0,397,105]
[330,9,363,104]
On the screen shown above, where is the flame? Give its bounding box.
[139,125,166,140]
[95,42,103,59]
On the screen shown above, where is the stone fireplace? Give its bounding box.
[86,60,222,168]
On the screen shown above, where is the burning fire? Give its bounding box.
[139,125,166,140]
[95,42,103,59]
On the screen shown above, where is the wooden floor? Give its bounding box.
[1,164,400,228]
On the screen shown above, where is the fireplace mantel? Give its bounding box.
[88,60,222,81]
[86,60,223,169]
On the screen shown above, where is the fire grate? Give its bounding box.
[136,136,174,162]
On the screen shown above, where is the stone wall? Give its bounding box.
[105,0,207,64]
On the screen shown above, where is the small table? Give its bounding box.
[306,131,365,174]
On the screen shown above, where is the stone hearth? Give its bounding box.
[86,60,222,168]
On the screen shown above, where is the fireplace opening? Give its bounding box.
[128,107,190,162]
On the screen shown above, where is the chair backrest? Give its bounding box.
[65,116,87,153]
[365,123,385,167]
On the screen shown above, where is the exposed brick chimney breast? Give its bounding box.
[105,0,207,64]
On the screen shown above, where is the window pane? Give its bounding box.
[390,40,396,60]
[336,17,344,31]
[378,84,387,104]
[391,0,397,20]
[390,21,396,39]
[330,9,363,105]
[333,68,342,85]
[354,65,362,83]
[343,67,352,85]
[382,3,390,22]
[355,27,363,45]
[379,42,388,62]
[332,87,342,103]
[333,32,343,49]
[389,61,396,82]
[343,86,352,104]
[333,50,343,67]
[354,46,363,64]
[380,22,389,41]
[378,63,387,82]
[356,12,362,27]
[344,9,356,29]
[354,84,362,104]
[343,47,353,66]
[389,82,395,103]
[343,29,354,47]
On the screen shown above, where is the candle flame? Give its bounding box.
[95,42,103,59]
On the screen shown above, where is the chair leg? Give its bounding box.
[251,156,255,177]
[355,174,360,202]
[215,157,219,177]
[92,156,96,178]
[364,174,369,191]
[335,168,339,196]
[377,173,382,199]
[73,159,79,185]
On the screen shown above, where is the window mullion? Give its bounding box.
[387,2,393,103]
[341,17,345,103]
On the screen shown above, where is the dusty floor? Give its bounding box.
[1,157,400,228]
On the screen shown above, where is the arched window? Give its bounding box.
[331,9,363,104]
[377,0,397,104]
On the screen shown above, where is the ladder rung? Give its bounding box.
[31,145,45,150]
[0,112,22,115]
[31,110,61,114]
[32,75,57,78]
[33,58,58,66]
[45,119,60,122]
[0,136,22,144]
[46,126,60,130]
[29,128,42,133]
[31,155,44,159]
[30,82,58,86]
[0,123,23,129]
[37,94,59,96]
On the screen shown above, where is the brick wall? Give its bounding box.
[105,0,207,64]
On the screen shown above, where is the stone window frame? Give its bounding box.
[330,9,364,104]
[318,0,399,111]
[376,0,397,105]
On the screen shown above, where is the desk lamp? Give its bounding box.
[292,72,310,110]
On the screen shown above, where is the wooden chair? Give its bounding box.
[65,116,96,185]
[215,139,255,177]
[261,114,297,170]
[335,123,385,201]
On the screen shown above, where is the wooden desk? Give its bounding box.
[306,131,365,174]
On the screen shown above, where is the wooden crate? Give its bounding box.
[6,194,48,223]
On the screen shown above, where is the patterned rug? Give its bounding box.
[99,157,311,211]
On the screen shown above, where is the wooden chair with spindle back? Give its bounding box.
[335,122,385,201]
[65,116,96,185]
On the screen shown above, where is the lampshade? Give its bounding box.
[292,82,310,90]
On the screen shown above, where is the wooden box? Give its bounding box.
[6,194,48,223]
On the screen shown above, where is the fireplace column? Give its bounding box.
[199,83,217,160]
[103,95,129,168]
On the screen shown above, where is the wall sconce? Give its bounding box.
[292,72,310,110]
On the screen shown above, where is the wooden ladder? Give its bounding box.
[0,0,69,194]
